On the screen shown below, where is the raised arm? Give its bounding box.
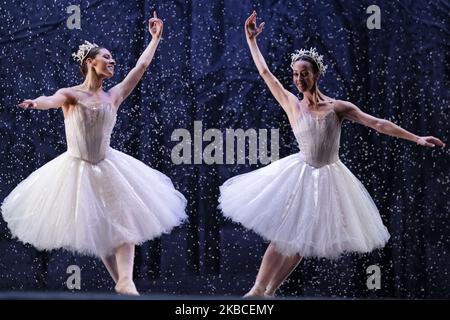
[336,100,446,148]
[19,88,75,110]
[245,11,298,115]
[110,11,163,107]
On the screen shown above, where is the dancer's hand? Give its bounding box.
[245,10,265,40]
[149,11,163,39]
[416,136,446,148]
[19,99,37,110]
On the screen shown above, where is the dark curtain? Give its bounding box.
[0,0,449,298]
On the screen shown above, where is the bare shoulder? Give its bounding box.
[285,90,300,114]
[59,87,79,103]
[333,99,381,127]
[58,87,82,116]
[334,99,355,111]
[106,84,123,106]
[287,90,300,102]
[333,99,358,118]
[59,86,77,95]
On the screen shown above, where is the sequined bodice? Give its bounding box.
[293,102,342,168]
[64,102,117,163]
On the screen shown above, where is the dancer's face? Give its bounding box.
[292,60,317,93]
[86,48,116,78]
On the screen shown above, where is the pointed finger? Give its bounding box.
[245,13,253,25]
[153,11,157,19]
[430,137,443,145]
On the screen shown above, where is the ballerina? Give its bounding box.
[1,11,187,296]
[218,11,446,298]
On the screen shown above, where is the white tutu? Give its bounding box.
[1,101,187,257]
[218,101,390,258]
[1,148,188,257]
[219,153,390,258]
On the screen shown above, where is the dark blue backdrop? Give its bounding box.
[0,0,449,298]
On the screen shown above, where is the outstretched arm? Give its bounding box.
[19,88,75,110]
[336,100,446,148]
[245,11,298,115]
[110,11,163,107]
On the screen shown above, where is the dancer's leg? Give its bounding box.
[264,254,303,297]
[101,255,119,284]
[114,243,139,295]
[244,242,285,297]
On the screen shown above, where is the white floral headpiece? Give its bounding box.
[290,47,327,75]
[72,40,99,65]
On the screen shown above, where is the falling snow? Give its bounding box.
[0,0,449,298]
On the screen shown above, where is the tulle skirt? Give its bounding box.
[218,153,390,258]
[1,148,188,257]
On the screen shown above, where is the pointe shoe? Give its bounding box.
[264,286,276,298]
[115,278,140,296]
[243,285,266,298]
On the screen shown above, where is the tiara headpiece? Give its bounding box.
[72,41,99,64]
[290,47,327,75]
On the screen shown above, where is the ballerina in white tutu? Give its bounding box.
[218,11,446,297]
[1,11,187,295]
